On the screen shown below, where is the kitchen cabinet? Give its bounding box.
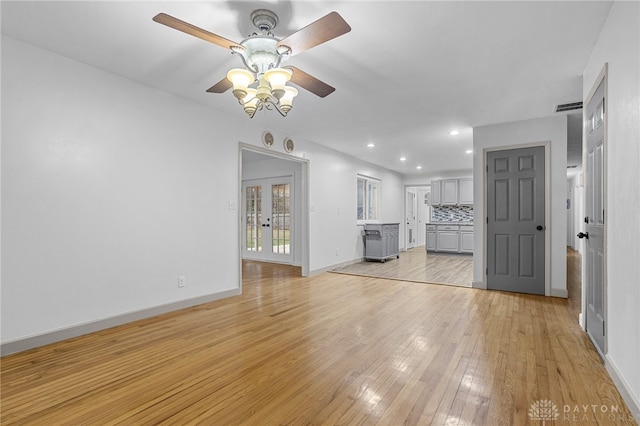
[426,223,474,254]
[426,224,437,251]
[430,178,473,206]
[441,179,459,205]
[459,178,473,205]
[431,180,441,205]
[459,225,474,253]
[438,229,459,251]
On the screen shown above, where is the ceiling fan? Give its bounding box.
[153,9,351,117]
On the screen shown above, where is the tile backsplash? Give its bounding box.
[432,205,474,222]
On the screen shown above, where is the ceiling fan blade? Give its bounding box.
[277,12,351,56]
[153,13,242,51]
[206,77,232,94]
[286,66,335,98]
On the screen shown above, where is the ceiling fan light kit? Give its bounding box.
[153,9,351,118]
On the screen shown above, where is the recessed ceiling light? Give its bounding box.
[400,157,406,162]
[416,166,422,170]
[465,149,473,154]
[367,143,375,148]
[449,130,460,136]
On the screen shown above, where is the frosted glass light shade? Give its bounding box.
[264,68,292,92]
[227,68,255,92]
[242,88,259,116]
[279,86,298,113]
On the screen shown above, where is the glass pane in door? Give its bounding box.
[271,183,290,255]
[245,186,262,252]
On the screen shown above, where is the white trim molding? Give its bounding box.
[1,289,240,356]
[605,355,640,421]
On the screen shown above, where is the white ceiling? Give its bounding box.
[1,1,611,176]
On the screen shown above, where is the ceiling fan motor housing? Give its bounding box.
[251,9,278,32]
[239,37,283,76]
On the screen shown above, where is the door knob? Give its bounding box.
[536,225,544,231]
[577,232,589,239]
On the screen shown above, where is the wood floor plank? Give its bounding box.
[1,251,636,425]
[331,248,473,287]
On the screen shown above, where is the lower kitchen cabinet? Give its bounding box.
[426,225,437,251]
[459,225,474,253]
[426,223,473,254]
[437,230,459,251]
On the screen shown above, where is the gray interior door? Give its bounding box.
[487,147,545,295]
[583,78,606,355]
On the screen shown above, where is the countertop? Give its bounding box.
[426,222,474,225]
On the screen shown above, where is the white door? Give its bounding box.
[242,177,293,264]
[405,188,417,249]
[417,188,431,246]
[581,76,606,356]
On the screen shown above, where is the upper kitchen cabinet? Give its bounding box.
[441,179,459,205]
[431,180,441,205]
[430,178,473,206]
[459,178,473,205]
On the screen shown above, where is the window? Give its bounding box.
[357,175,380,222]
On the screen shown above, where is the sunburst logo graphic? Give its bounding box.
[528,399,560,424]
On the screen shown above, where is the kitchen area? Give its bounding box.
[425,177,474,254]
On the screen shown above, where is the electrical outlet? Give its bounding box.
[178,276,186,288]
[336,248,340,256]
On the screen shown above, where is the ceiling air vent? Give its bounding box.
[554,101,583,113]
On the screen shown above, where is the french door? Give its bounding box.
[242,177,293,264]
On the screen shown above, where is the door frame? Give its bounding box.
[416,186,431,247]
[403,184,430,250]
[482,141,551,295]
[238,143,310,290]
[405,187,417,249]
[581,64,608,353]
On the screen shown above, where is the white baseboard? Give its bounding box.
[1,288,241,356]
[472,280,486,289]
[310,257,365,276]
[605,355,640,421]
[550,288,568,298]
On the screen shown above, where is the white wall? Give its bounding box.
[472,115,568,297]
[293,142,404,273]
[1,36,247,344]
[583,1,640,414]
[1,36,405,348]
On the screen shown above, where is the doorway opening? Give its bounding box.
[239,144,310,291]
[404,185,431,250]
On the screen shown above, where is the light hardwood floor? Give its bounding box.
[331,248,473,287]
[1,249,636,425]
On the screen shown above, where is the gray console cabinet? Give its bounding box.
[364,223,400,262]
